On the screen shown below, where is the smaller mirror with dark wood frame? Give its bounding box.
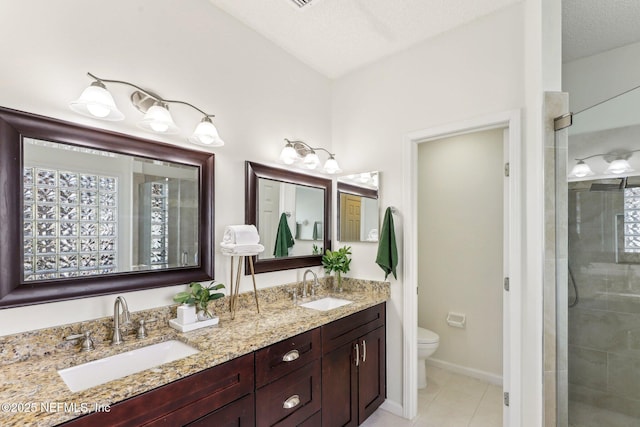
[337,171,379,242]
[0,107,215,308]
[245,161,332,274]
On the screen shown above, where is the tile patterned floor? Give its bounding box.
[362,366,503,427]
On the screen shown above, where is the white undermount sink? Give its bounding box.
[299,296,353,311]
[58,339,199,392]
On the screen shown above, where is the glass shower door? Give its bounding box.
[564,88,640,426]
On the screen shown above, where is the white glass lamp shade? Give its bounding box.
[569,160,595,178]
[606,159,634,175]
[189,118,224,146]
[280,144,298,165]
[138,104,179,134]
[69,82,124,121]
[303,151,320,169]
[323,156,341,174]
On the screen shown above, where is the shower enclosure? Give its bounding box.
[558,87,640,426]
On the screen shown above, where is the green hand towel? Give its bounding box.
[273,213,295,258]
[376,207,398,280]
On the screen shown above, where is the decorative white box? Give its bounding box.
[169,316,219,332]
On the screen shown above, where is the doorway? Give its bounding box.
[402,110,522,426]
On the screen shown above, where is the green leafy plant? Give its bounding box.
[173,281,225,318]
[312,244,321,255]
[322,246,352,291]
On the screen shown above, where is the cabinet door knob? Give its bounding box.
[283,394,300,409]
[282,349,300,362]
[354,343,360,367]
[362,339,367,363]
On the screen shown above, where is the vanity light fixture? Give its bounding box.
[70,72,224,146]
[569,150,639,178]
[279,138,341,174]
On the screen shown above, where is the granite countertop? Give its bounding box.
[0,279,389,427]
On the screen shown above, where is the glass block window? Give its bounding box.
[23,168,118,280]
[149,182,169,266]
[623,187,640,253]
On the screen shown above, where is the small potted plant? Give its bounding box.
[322,246,352,292]
[174,281,226,320]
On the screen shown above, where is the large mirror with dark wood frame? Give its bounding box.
[0,107,215,308]
[245,161,331,274]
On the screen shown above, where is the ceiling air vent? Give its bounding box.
[291,0,315,8]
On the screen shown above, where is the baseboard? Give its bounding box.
[379,399,404,417]
[426,357,503,385]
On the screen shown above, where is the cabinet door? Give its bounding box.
[357,327,386,425]
[321,341,358,427]
[322,304,385,355]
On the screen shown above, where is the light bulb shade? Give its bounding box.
[606,159,634,175]
[323,157,341,174]
[280,144,298,165]
[138,104,179,134]
[569,161,595,178]
[302,151,320,169]
[69,82,124,121]
[189,118,224,146]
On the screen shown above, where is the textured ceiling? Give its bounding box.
[563,0,640,62]
[208,0,519,78]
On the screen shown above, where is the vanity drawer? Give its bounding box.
[185,393,255,427]
[256,328,321,387]
[321,303,385,354]
[256,359,322,427]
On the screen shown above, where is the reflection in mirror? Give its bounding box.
[0,107,214,308]
[568,176,640,264]
[257,178,324,260]
[245,161,332,274]
[337,172,379,242]
[23,138,199,281]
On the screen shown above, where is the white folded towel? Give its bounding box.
[220,242,265,255]
[223,225,260,245]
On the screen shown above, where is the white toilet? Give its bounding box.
[417,327,440,389]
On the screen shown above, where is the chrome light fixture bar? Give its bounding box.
[70,72,224,147]
[280,138,341,174]
[569,150,640,178]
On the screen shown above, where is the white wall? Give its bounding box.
[0,0,331,334]
[563,41,640,146]
[417,129,504,378]
[332,2,524,411]
[563,40,640,114]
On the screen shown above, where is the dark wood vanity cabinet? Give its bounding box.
[59,304,385,427]
[321,303,386,427]
[255,328,322,427]
[61,353,255,427]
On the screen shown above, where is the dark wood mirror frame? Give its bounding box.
[0,107,214,308]
[245,161,331,274]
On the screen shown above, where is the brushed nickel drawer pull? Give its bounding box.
[362,339,367,363]
[354,343,360,367]
[282,349,300,362]
[283,394,300,409]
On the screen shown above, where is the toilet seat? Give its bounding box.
[417,327,439,344]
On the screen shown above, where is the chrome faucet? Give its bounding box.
[111,296,131,345]
[302,269,318,299]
